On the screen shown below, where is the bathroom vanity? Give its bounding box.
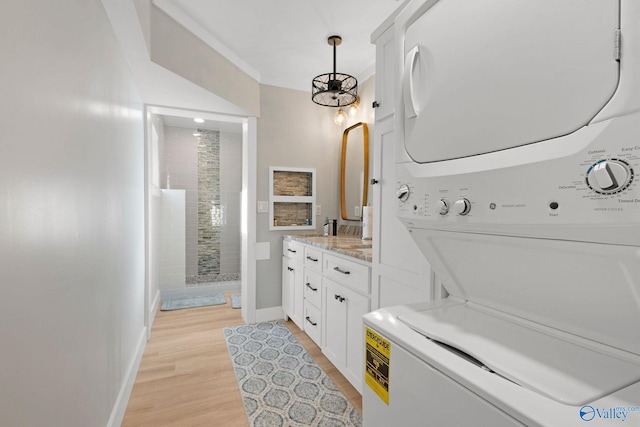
[282,234,371,392]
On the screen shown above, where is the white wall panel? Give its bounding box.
[0,1,145,425]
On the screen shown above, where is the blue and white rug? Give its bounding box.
[231,294,242,309]
[224,321,362,426]
[160,293,226,310]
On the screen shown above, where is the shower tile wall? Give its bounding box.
[219,131,241,277]
[197,130,221,276]
[162,125,241,286]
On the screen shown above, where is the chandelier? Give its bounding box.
[311,35,358,107]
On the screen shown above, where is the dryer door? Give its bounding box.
[402,0,620,163]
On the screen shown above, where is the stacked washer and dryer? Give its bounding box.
[363,0,640,425]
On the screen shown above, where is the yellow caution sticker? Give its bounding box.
[365,327,390,405]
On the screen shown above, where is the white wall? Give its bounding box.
[0,1,145,426]
[255,85,340,310]
[162,126,199,275]
[159,190,187,289]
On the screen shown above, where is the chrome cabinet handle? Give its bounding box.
[305,316,317,326]
[334,294,345,303]
[306,255,318,262]
[306,283,317,292]
[333,266,350,275]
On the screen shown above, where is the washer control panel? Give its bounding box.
[585,159,634,194]
[453,198,471,215]
[395,114,640,238]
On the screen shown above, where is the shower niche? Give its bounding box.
[269,167,316,231]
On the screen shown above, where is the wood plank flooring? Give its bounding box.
[122,294,362,426]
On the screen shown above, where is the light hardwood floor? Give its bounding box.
[122,294,362,426]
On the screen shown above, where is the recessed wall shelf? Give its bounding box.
[269,167,316,231]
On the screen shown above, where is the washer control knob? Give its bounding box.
[586,159,633,194]
[453,198,471,216]
[436,199,449,215]
[397,184,410,202]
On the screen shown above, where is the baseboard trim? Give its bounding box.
[149,289,161,338]
[255,306,284,323]
[106,327,147,427]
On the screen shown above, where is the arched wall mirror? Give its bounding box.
[340,122,369,221]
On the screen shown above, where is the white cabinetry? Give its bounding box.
[282,237,371,393]
[282,240,305,328]
[372,25,396,121]
[370,15,435,310]
[323,275,369,393]
[302,268,322,346]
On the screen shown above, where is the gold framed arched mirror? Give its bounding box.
[340,122,369,221]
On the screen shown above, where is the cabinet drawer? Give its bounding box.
[324,253,370,295]
[283,240,304,263]
[304,269,322,309]
[304,246,323,272]
[303,302,322,347]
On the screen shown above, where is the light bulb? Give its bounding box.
[194,117,205,123]
[334,108,348,126]
[349,98,360,116]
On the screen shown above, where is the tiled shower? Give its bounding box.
[159,124,242,289]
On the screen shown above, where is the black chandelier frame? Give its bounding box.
[311,35,358,107]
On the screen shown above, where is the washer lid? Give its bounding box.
[398,302,640,406]
[402,0,620,163]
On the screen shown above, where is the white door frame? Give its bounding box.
[143,106,257,333]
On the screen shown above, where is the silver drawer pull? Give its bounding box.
[306,283,318,292]
[305,316,317,326]
[306,255,318,262]
[333,266,350,275]
[288,248,297,253]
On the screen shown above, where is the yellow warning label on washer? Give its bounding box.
[365,327,390,405]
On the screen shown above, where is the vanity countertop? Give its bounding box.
[284,234,372,263]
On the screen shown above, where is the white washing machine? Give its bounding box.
[364,0,640,425]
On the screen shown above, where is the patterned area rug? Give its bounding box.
[231,294,242,309]
[160,293,226,310]
[224,321,362,426]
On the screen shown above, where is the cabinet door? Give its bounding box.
[303,302,322,347]
[282,257,294,320]
[323,278,347,370]
[304,269,322,310]
[343,286,369,393]
[371,118,432,310]
[323,277,369,392]
[283,257,304,328]
[373,25,395,121]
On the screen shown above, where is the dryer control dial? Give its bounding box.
[586,159,633,194]
[436,199,449,215]
[453,198,471,215]
[397,184,411,202]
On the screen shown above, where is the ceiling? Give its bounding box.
[154,0,405,93]
[159,114,243,133]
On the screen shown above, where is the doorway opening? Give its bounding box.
[144,105,255,332]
